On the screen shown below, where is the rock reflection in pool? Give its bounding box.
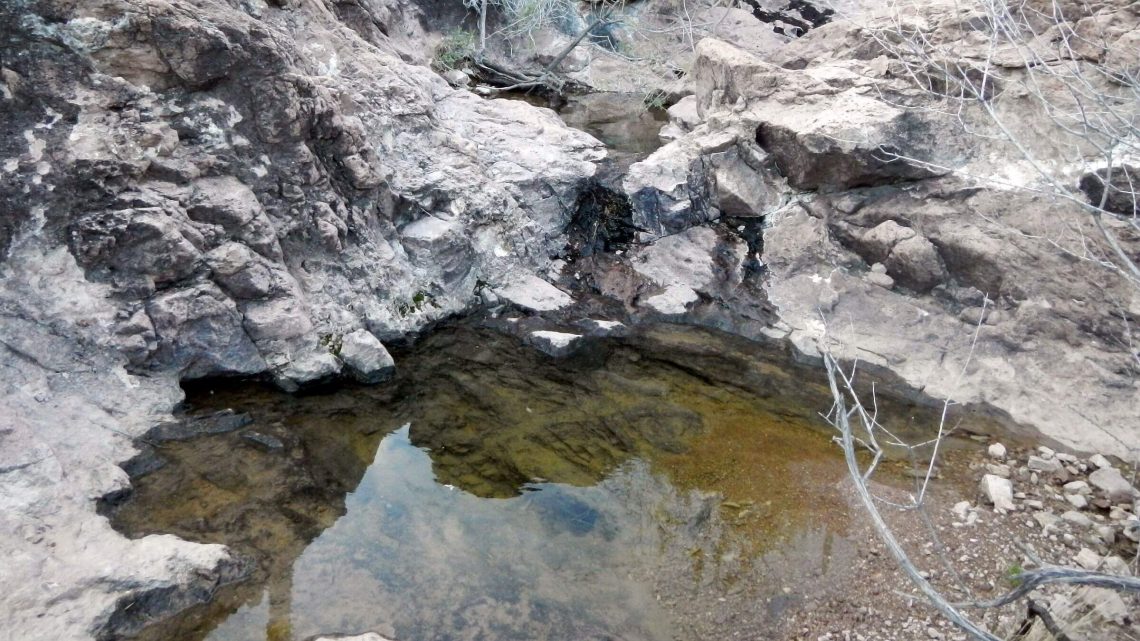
[210,425,674,641]
[111,324,867,641]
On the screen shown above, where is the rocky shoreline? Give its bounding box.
[1,0,1138,638]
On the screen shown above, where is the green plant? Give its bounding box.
[432,29,476,72]
[1004,563,1024,587]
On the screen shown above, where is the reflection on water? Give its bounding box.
[110,323,963,641]
[206,426,678,641]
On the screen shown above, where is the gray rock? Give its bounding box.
[1089,467,1136,503]
[1061,511,1094,528]
[1033,511,1061,530]
[241,431,285,452]
[1089,454,1112,469]
[273,347,341,392]
[885,235,946,293]
[1027,455,1064,474]
[1073,548,1101,570]
[988,443,1008,460]
[493,276,573,313]
[311,634,394,641]
[147,410,254,442]
[644,284,700,315]
[1063,480,1091,495]
[1065,493,1089,510]
[338,329,396,384]
[980,474,1015,512]
[526,330,582,358]
[146,283,266,379]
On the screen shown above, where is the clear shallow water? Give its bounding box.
[205,426,677,641]
[110,324,975,641]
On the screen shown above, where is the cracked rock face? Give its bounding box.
[607,4,1139,459]
[0,0,603,638]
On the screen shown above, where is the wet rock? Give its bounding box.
[147,410,254,442]
[338,329,396,384]
[241,431,285,452]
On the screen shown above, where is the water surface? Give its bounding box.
[112,324,972,641]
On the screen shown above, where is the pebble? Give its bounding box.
[1061,511,1093,528]
[1065,494,1089,510]
[987,443,1007,460]
[1088,454,1112,469]
[1062,480,1090,495]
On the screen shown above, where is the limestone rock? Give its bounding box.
[338,329,396,384]
[527,330,582,357]
[1028,456,1063,474]
[493,276,573,312]
[644,284,701,315]
[146,283,266,379]
[980,474,1015,512]
[1089,467,1136,503]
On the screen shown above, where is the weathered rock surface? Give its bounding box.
[611,21,1139,461]
[0,0,603,637]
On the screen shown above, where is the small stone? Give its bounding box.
[987,443,1007,460]
[1123,518,1140,543]
[986,463,1012,478]
[1073,547,1101,570]
[1055,452,1078,463]
[1037,446,1055,459]
[1088,454,1112,469]
[241,431,284,453]
[1027,456,1062,474]
[980,474,1015,512]
[1101,555,1131,576]
[1061,510,1093,528]
[1094,524,1116,545]
[952,501,971,519]
[1024,499,1044,509]
[1063,480,1090,495]
[1089,467,1135,502]
[1065,493,1089,510]
[1033,511,1060,530]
